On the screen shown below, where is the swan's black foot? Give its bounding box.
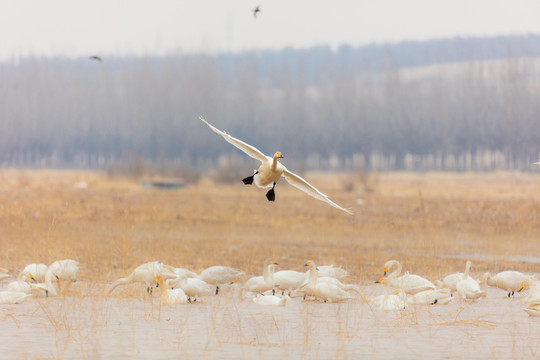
[266,184,276,202]
[215,286,219,295]
[242,171,258,185]
[242,175,254,185]
[432,299,438,305]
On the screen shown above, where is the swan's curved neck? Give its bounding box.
[387,261,402,279]
[464,261,471,278]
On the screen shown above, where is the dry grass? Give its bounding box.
[1,169,539,282]
[1,169,540,358]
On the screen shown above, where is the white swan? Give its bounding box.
[299,261,351,303]
[168,275,213,302]
[306,265,349,280]
[31,270,58,298]
[156,273,189,305]
[273,270,307,295]
[371,278,407,310]
[442,260,471,291]
[7,273,32,294]
[456,276,485,300]
[0,291,32,304]
[49,259,79,282]
[49,259,79,291]
[244,259,279,294]
[108,261,177,295]
[253,294,291,307]
[199,266,243,295]
[199,117,352,215]
[407,288,453,305]
[483,271,536,297]
[20,263,49,283]
[381,260,435,295]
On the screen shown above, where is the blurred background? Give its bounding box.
[1,0,540,175]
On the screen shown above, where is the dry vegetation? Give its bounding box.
[1,169,540,358]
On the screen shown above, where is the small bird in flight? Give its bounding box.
[89,55,102,62]
[252,5,261,18]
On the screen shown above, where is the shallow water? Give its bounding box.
[1,282,539,359]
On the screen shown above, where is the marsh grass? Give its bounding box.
[1,169,540,358]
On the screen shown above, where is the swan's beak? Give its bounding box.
[279,154,284,159]
[30,274,36,282]
[55,274,60,280]
[383,267,388,276]
[273,261,279,265]
[375,279,382,284]
[518,283,524,292]
[156,282,160,288]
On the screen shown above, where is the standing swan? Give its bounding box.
[108,261,176,295]
[483,271,536,297]
[199,266,243,295]
[199,117,352,214]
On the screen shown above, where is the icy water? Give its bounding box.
[1,282,540,359]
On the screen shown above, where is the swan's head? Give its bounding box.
[303,261,319,271]
[264,258,279,266]
[273,152,283,159]
[375,278,388,285]
[156,273,163,287]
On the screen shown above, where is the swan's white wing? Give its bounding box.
[282,169,353,215]
[199,117,268,163]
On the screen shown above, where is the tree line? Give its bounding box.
[1,35,540,171]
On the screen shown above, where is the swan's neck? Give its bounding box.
[388,261,402,279]
[272,156,279,169]
[263,264,275,283]
[308,265,318,284]
[464,261,471,278]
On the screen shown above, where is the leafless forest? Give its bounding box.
[2,35,540,172]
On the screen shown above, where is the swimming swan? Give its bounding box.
[156,273,189,305]
[199,117,352,215]
[306,265,349,280]
[108,261,177,295]
[199,266,243,294]
[381,260,435,295]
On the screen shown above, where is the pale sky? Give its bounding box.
[1,0,539,60]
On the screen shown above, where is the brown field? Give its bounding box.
[1,169,540,359]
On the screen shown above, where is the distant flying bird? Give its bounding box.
[252,5,261,18]
[89,55,102,62]
[199,117,353,215]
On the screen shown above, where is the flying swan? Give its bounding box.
[199,117,352,215]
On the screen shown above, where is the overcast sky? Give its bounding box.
[1,0,539,60]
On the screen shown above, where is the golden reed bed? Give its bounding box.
[1,169,539,282]
[1,169,540,359]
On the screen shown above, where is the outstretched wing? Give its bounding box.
[283,169,353,215]
[199,117,268,163]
